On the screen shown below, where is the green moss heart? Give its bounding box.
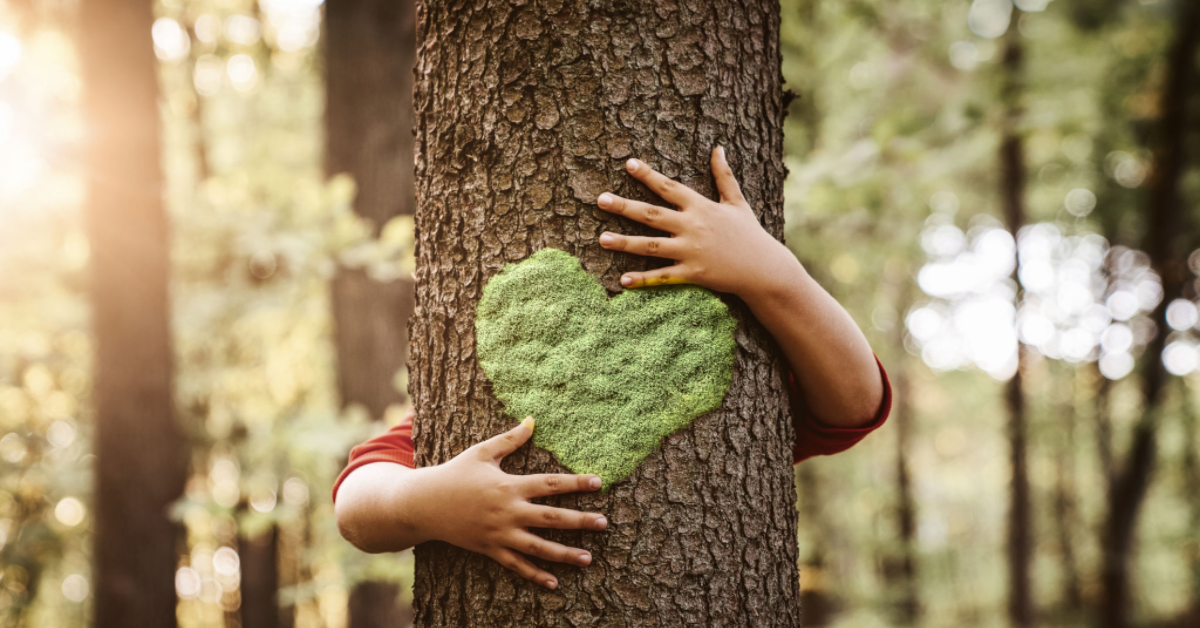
[475,248,737,489]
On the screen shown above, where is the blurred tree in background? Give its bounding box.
[0,0,1198,626]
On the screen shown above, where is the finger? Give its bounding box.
[479,417,535,461]
[620,265,690,289]
[625,158,705,207]
[596,193,683,232]
[520,504,609,531]
[511,531,593,567]
[598,232,681,260]
[521,473,602,497]
[490,548,559,589]
[711,146,747,207]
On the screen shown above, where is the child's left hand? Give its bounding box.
[596,146,801,301]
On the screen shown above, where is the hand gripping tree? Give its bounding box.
[408,2,802,625]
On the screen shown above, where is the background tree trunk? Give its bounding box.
[999,18,1034,628]
[239,524,281,628]
[80,0,187,625]
[1100,2,1199,626]
[889,288,919,626]
[1052,367,1082,617]
[324,0,417,625]
[408,1,800,626]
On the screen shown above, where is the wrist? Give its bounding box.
[735,246,809,310]
[396,465,448,545]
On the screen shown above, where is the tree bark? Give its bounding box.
[80,0,188,625]
[408,1,799,626]
[890,336,919,625]
[1100,3,1199,626]
[999,19,1034,628]
[325,0,417,625]
[1180,379,1200,627]
[1052,367,1082,616]
[239,525,281,628]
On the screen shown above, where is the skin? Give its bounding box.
[335,146,884,589]
[336,417,607,590]
[598,147,882,428]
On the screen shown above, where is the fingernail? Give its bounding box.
[544,578,557,589]
[522,417,535,431]
[621,276,633,286]
[626,158,640,171]
[599,233,614,246]
[595,516,608,530]
[598,193,612,207]
[578,553,591,566]
[718,146,727,161]
[589,476,602,490]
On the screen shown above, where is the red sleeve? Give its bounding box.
[331,359,891,501]
[791,356,891,464]
[331,407,415,503]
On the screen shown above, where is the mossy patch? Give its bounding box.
[475,248,737,488]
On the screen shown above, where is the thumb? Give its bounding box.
[481,417,535,462]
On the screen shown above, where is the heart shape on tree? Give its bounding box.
[475,248,737,489]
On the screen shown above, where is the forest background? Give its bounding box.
[0,0,1198,627]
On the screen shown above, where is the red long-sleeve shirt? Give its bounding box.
[333,359,891,501]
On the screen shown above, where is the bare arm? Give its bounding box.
[596,147,883,427]
[334,462,433,554]
[334,418,609,589]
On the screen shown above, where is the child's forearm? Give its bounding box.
[335,462,437,553]
[738,253,884,428]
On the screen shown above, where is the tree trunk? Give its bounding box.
[797,464,836,627]
[1052,367,1082,616]
[239,525,281,628]
[1180,379,1200,626]
[999,19,1034,628]
[325,0,417,625]
[80,0,188,625]
[1100,3,1199,627]
[408,1,799,626]
[890,352,919,625]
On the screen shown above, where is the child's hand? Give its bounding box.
[596,146,801,300]
[420,418,607,590]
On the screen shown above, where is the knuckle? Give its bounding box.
[542,509,561,525]
[545,475,561,491]
[646,240,660,255]
[526,541,542,556]
[644,205,660,222]
[660,178,677,191]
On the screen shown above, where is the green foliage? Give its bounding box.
[475,249,737,488]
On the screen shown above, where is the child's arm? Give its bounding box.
[597,147,884,428]
[334,418,608,590]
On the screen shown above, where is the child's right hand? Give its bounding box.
[417,417,608,589]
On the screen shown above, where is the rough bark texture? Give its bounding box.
[325,0,417,625]
[80,0,188,625]
[1100,2,1199,626]
[999,20,1034,628]
[408,1,799,626]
